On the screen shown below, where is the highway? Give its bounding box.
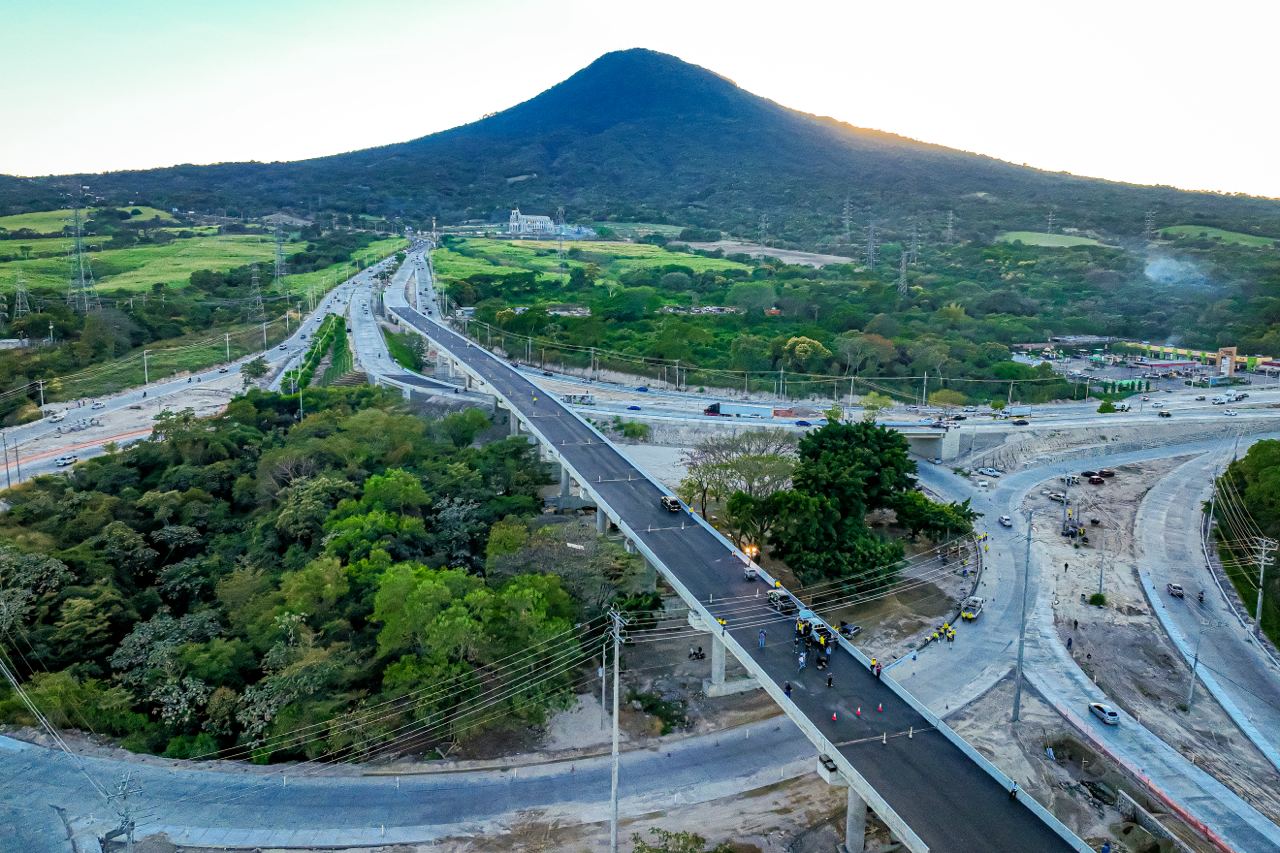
[913,444,1280,852]
[386,251,1080,852]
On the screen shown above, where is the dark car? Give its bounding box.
[1158,410,1172,418]
[795,420,812,427]
[1088,475,1105,485]
[660,495,682,512]
[1098,469,1116,478]
[627,405,641,411]
[636,386,649,393]
[1012,419,1030,426]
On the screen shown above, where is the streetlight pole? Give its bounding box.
[142,350,150,386]
[1013,510,1033,722]
[224,333,230,363]
[609,609,625,853]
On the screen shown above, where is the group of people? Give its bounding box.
[930,621,957,645]
[794,617,833,672]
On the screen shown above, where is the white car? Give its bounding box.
[1089,702,1120,726]
[90,401,105,410]
[1224,409,1239,417]
[998,515,1013,527]
[54,455,78,467]
[48,411,65,423]
[1151,401,1164,408]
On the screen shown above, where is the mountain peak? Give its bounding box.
[472,48,757,137]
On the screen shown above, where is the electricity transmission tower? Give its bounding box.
[1046,209,1056,234]
[1144,210,1156,242]
[842,196,853,244]
[944,210,956,243]
[909,221,920,263]
[12,275,30,320]
[865,220,878,269]
[248,264,266,322]
[273,224,287,292]
[758,213,769,244]
[898,250,909,298]
[66,190,99,312]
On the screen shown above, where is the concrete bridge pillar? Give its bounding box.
[844,788,867,853]
[624,539,636,554]
[709,634,726,687]
[560,466,571,499]
[509,413,520,437]
[596,510,608,534]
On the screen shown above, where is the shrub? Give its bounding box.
[1089,592,1107,606]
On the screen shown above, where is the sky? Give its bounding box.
[2,0,1277,197]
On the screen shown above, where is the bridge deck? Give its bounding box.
[391,297,1078,852]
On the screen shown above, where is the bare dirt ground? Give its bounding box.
[684,241,853,268]
[1024,458,1280,822]
[952,676,1218,853]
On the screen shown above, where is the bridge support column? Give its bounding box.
[559,466,571,499]
[687,613,759,697]
[844,788,867,853]
[596,510,608,534]
[509,413,520,437]
[624,539,636,554]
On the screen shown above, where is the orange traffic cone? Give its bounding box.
[832,712,838,722]
[877,702,883,713]
[856,706,862,717]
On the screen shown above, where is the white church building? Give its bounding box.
[508,207,557,236]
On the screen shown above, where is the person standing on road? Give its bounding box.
[827,673,834,689]
[784,682,792,698]
[797,651,807,673]
[758,629,767,650]
[874,662,882,680]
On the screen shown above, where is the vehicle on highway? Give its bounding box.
[90,401,105,410]
[1167,582,1185,598]
[1112,402,1130,412]
[278,344,287,350]
[635,386,649,392]
[1151,401,1164,408]
[977,467,1002,477]
[931,457,942,464]
[704,401,775,418]
[1012,418,1030,426]
[960,596,985,621]
[1195,395,1207,401]
[1158,410,1172,418]
[48,411,65,423]
[795,420,812,427]
[627,405,641,411]
[1224,409,1239,416]
[660,495,682,512]
[1089,702,1120,726]
[998,515,1013,527]
[54,455,78,467]
[218,366,229,374]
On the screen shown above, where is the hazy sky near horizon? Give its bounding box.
[3,0,1276,197]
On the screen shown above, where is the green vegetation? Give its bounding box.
[0,222,401,420]
[383,328,426,372]
[1214,441,1280,646]
[631,829,734,853]
[283,314,342,390]
[0,389,641,760]
[1162,225,1279,248]
[995,231,1104,248]
[1089,592,1107,606]
[318,323,353,386]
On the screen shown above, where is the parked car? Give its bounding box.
[1081,470,1098,477]
[998,515,1013,527]
[1098,469,1116,478]
[1088,475,1105,485]
[931,457,942,464]
[54,455,78,467]
[1089,702,1120,726]
[90,401,105,410]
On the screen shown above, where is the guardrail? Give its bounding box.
[392,282,1091,853]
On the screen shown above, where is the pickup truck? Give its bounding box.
[960,596,986,621]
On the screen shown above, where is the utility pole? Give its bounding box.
[262,321,268,348]
[37,379,44,409]
[1255,537,1276,625]
[609,609,626,853]
[142,350,150,385]
[865,220,877,270]
[1013,510,1033,722]
[0,433,11,489]
[224,332,231,362]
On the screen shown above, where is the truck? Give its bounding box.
[1112,402,1130,412]
[704,402,776,419]
[998,405,1032,419]
[960,596,986,621]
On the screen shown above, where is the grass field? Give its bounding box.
[995,231,1104,248]
[588,222,686,238]
[0,234,295,292]
[436,238,749,287]
[0,206,177,235]
[280,236,409,297]
[0,235,112,263]
[1162,225,1279,248]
